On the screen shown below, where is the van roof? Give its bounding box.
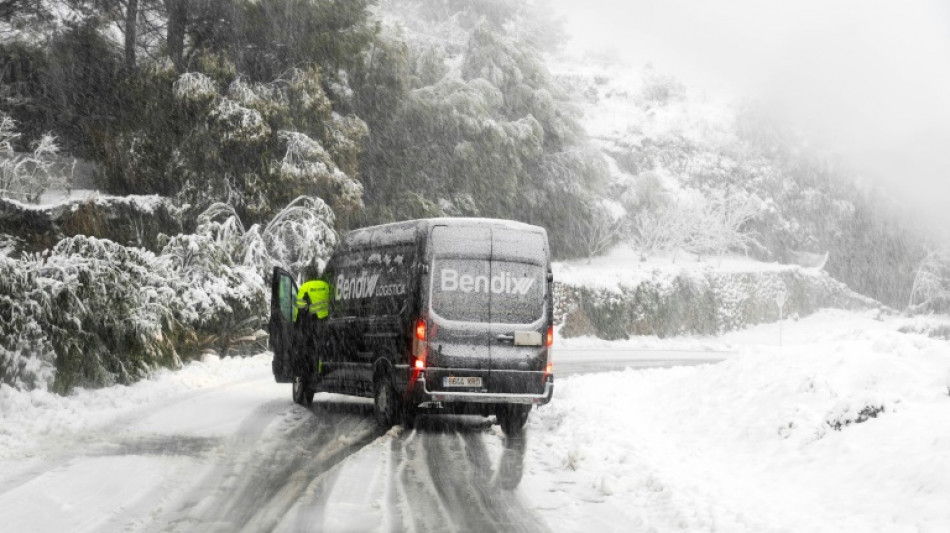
[343,217,547,247]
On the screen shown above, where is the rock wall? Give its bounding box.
[0,195,182,253]
[555,268,879,340]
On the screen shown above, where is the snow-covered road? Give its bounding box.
[0,345,690,532]
[2,309,949,533]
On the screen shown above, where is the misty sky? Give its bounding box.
[548,0,950,233]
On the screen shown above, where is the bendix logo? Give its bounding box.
[336,272,379,300]
[440,268,535,295]
[335,272,406,300]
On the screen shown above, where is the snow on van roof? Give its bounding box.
[342,217,545,247]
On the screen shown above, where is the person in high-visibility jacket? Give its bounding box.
[294,280,330,321]
[293,279,330,379]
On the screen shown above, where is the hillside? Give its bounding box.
[0,0,941,395]
[549,57,928,308]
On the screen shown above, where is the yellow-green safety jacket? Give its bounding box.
[294,280,330,321]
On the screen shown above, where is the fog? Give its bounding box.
[549,0,950,234]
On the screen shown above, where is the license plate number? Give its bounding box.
[444,376,482,388]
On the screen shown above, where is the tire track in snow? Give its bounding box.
[156,400,377,532]
[389,417,547,533]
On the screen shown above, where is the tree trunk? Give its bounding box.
[124,0,139,71]
[165,0,187,71]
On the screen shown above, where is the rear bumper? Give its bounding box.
[411,372,554,405]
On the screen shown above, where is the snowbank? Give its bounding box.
[525,310,950,532]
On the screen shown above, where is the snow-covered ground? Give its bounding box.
[527,309,950,532]
[2,309,949,532]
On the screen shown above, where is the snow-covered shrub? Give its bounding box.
[159,232,265,357]
[40,236,184,391]
[0,256,56,390]
[0,234,19,257]
[572,205,625,263]
[155,197,335,356]
[173,72,218,103]
[197,196,338,279]
[210,99,270,144]
[1,236,188,392]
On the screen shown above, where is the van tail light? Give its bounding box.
[413,317,427,369]
[544,325,554,376]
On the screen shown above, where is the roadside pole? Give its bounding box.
[775,291,787,347]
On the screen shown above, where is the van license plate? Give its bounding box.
[444,376,482,387]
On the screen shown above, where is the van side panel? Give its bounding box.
[320,225,421,397]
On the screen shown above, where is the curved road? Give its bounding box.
[0,348,729,532]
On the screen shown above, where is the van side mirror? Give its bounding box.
[547,272,553,282]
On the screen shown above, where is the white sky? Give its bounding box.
[548,0,950,233]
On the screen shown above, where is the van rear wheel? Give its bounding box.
[497,404,531,436]
[373,375,399,429]
[293,376,314,407]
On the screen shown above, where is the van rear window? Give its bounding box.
[430,259,544,324]
[487,260,545,324]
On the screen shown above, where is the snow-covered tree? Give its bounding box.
[683,191,761,262]
[630,203,686,261]
[907,249,950,313]
[0,113,73,203]
[572,204,625,263]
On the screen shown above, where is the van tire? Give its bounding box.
[498,405,531,436]
[373,375,399,429]
[293,376,314,407]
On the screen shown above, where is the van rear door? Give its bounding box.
[269,267,298,383]
[487,228,548,395]
[426,225,493,391]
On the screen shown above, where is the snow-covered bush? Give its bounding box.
[0,191,337,392]
[173,72,218,103]
[0,237,186,392]
[159,232,265,357]
[572,205,625,263]
[0,256,56,391]
[681,191,761,262]
[196,196,338,279]
[39,236,184,391]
